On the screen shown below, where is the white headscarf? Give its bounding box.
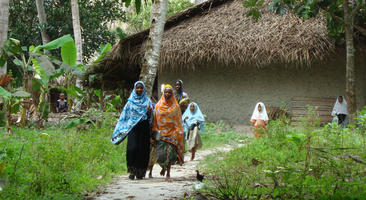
[332,96,348,116]
[251,102,269,121]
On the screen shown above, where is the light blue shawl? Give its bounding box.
[111,81,153,145]
[182,102,205,133]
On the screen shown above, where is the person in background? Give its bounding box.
[111,81,153,180]
[174,80,189,114]
[182,102,205,161]
[153,84,184,182]
[331,96,348,128]
[250,102,269,138]
[56,93,68,113]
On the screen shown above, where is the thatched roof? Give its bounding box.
[84,0,335,89]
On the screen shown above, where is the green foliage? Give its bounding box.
[65,118,93,129]
[93,43,112,65]
[200,122,248,150]
[1,34,87,120]
[114,27,128,40]
[200,113,366,199]
[243,0,264,20]
[0,86,31,126]
[33,35,74,53]
[8,0,125,62]
[242,0,366,40]
[0,87,11,99]
[0,114,126,200]
[124,0,193,34]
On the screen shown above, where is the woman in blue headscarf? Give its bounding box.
[111,81,153,180]
[182,102,205,161]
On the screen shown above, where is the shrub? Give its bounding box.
[201,111,366,199]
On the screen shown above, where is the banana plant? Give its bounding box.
[30,35,84,121]
[0,86,31,134]
[0,35,85,124]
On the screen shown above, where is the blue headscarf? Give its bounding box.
[111,81,153,145]
[182,102,205,133]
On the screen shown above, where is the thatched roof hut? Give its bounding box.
[84,0,366,125]
[84,0,334,89]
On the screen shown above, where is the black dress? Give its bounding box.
[126,119,151,179]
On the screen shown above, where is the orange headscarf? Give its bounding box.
[153,86,184,164]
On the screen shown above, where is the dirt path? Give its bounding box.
[92,144,241,200]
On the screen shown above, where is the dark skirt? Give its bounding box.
[337,114,347,125]
[156,140,178,169]
[126,119,151,178]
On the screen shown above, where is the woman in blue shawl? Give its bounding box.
[182,102,205,161]
[111,81,153,180]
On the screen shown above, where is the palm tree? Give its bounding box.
[35,0,51,45]
[0,0,9,75]
[71,0,83,110]
[140,0,168,97]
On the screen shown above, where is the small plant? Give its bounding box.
[0,86,31,134]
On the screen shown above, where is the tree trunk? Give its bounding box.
[71,0,83,111]
[0,0,9,75]
[35,0,51,45]
[139,0,168,97]
[343,0,357,116]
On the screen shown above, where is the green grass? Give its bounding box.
[0,113,127,200]
[200,123,248,150]
[199,114,366,199]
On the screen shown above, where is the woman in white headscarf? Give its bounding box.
[331,96,348,127]
[250,102,269,138]
[182,102,205,161]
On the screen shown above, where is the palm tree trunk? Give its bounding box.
[0,0,9,75]
[71,0,82,65]
[71,0,83,111]
[139,0,168,97]
[343,0,357,117]
[35,0,51,45]
[0,0,9,129]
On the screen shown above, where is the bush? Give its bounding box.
[0,112,126,200]
[200,112,366,199]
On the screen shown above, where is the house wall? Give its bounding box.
[158,57,366,125]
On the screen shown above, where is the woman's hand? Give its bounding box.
[184,116,188,121]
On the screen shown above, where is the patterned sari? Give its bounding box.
[153,91,184,166]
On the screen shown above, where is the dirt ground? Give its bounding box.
[90,144,242,200]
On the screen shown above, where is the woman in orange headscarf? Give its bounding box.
[152,84,184,181]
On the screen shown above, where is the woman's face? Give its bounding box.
[190,104,195,112]
[338,96,343,103]
[175,81,181,91]
[164,88,173,99]
[258,104,262,112]
[135,84,144,96]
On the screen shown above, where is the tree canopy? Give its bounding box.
[9,0,126,61]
